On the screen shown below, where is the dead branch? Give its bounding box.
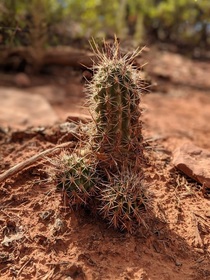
[0,142,75,183]
[0,46,96,69]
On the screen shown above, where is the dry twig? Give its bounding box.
[17,258,32,277]
[0,142,74,183]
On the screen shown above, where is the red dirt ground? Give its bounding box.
[0,47,210,279]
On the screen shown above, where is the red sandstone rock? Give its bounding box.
[14,73,31,87]
[0,88,58,129]
[172,142,210,188]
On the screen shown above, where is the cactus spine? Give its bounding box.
[88,39,144,169]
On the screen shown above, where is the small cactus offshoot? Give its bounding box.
[53,153,99,207]
[98,171,149,232]
[87,38,144,170]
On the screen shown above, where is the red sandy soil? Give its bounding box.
[0,47,210,279]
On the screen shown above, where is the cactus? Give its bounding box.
[98,171,149,232]
[87,38,144,170]
[48,39,150,233]
[53,153,99,207]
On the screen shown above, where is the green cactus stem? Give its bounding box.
[87,38,144,169]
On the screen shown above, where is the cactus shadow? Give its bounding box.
[59,201,209,280]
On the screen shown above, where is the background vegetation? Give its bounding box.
[0,0,209,51]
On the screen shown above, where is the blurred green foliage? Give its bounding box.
[0,0,209,49]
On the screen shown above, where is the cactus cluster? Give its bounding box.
[52,38,150,232]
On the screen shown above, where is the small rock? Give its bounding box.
[66,113,91,123]
[59,122,78,133]
[0,87,58,129]
[172,142,210,188]
[1,231,24,247]
[52,218,66,234]
[39,210,54,221]
[14,73,31,87]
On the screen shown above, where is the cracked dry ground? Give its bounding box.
[0,49,210,279]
